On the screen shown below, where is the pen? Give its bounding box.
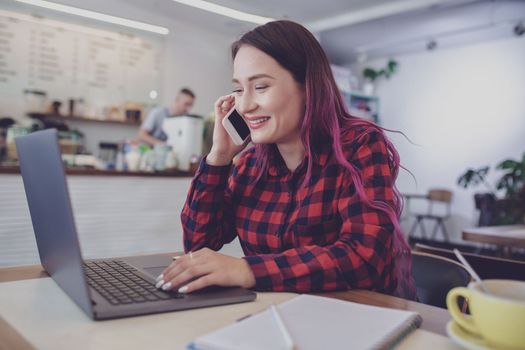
[235,313,252,322]
[270,303,295,350]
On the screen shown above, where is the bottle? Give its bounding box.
[165,150,178,170]
[115,143,125,171]
[125,145,141,171]
[153,144,171,171]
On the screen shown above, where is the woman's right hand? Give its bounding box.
[207,94,248,166]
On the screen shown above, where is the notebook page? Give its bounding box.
[190,294,422,350]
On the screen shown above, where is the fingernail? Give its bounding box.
[155,280,164,289]
[156,274,163,282]
[178,285,188,293]
[161,282,172,291]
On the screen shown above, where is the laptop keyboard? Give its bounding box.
[84,260,183,305]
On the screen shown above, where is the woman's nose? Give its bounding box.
[236,93,257,115]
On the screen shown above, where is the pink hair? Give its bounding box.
[232,20,416,299]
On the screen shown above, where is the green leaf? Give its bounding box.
[363,68,378,81]
[497,159,518,170]
[457,167,489,188]
[387,60,398,72]
[496,173,517,196]
[479,166,489,176]
[362,60,399,82]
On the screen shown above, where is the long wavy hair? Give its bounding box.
[231,20,415,299]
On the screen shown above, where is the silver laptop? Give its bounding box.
[15,129,256,320]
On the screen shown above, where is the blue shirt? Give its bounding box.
[141,107,169,141]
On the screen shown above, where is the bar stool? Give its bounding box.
[408,189,453,242]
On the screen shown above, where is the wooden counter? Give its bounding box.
[0,165,194,177]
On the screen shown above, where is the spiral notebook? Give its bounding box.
[188,294,422,350]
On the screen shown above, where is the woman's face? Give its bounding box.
[232,45,305,145]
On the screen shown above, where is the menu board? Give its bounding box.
[0,9,163,118]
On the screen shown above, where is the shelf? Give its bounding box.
[0,165,193,177]
[341,91,378,100]
[28,113,141,126]
[341,92,380,124]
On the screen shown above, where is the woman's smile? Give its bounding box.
[245,115,271,129]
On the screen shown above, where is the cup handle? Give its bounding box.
[447,287,479,335]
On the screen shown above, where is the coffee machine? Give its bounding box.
[162,116,203,171]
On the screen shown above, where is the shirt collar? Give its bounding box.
[267,143,331,177]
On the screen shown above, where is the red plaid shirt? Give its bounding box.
[182,127,398,294]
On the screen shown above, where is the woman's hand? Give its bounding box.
[207,95,249,166]
[155,248,256,293]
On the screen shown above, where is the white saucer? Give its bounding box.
[446,320,492,350]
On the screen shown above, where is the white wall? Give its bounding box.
[161,22,235,118]
[352,36,525,241]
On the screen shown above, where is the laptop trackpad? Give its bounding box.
[123,255,173,278]
[142,266,165,277]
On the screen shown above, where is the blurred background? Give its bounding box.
[1,0,524,266]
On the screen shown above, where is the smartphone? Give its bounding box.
[222,108,250,145]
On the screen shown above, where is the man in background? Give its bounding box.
[137,88,195,145]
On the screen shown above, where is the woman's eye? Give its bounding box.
[255,85,268,91]
[232,88,243,94]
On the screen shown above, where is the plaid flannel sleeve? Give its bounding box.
[181,157,238,253]
[244,131,396,293]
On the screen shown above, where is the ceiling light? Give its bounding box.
[0,9,147,40]
[306,0,458,32]
[169,0,274,24]
[13,0,169,35]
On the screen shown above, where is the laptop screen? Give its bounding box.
[16,129,93,317]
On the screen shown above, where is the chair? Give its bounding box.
[407,189,453,242]
[414,243,525,281]
[411,251,471,309]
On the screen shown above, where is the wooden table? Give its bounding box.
[0,253,454,349]
[462,225,525,249]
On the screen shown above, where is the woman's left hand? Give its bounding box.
[156,248,256,293]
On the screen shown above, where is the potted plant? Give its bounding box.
[457,152,525,226]
[361,59,398,95]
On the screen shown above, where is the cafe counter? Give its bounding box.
[0,165,194,177]
[0,165,195,267]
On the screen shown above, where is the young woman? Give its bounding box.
[156,20,416,299]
